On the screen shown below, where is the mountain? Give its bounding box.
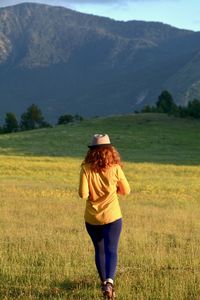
[0,3,200,123]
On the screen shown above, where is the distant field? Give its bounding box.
[0,114,200,299]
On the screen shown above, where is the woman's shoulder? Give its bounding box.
[81,163,91,172]
[109,164,124,178]
[106,164,122,173]
[112,164,122,170]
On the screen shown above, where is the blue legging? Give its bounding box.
[85,218,122,282]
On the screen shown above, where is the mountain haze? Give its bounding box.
[0,3,200,122]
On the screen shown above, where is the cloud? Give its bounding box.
[63,0,178,3]
[0,0,178,6]
[0,0,118,5]
[0,0,180,10]
[0,0,123,9]
[66,0,177,2]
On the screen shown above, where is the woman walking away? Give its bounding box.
[79,134,130,299]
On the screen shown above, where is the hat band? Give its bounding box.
[88,143,112,148]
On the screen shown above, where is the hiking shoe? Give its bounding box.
[102,282,116,299]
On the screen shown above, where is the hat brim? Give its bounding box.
[88,143,112,148]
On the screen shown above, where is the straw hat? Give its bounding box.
[88,134,112,148]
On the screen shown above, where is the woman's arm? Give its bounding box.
[78,167,89,199]
[117,166,131,195]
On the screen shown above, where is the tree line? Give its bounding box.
[140,90,200,119]
[1,91,199,134]
[0,104,83,134]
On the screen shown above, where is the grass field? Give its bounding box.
[0,113,200,299]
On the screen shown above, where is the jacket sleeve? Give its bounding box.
[78,166,89,199]
[116,166,131,195]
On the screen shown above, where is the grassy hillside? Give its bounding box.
[0,113,200,164]
[0,113,200,299]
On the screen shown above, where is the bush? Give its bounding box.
[57,114,74,125]
[74,114,84,122]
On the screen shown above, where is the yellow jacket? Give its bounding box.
[79,164,130,225]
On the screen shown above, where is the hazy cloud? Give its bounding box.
[63,0,177,2]
[58,0,177,3]
[61,0,178,3]
[0,0,180,10]
[0,0,179,6]
[0,0,124,9]
[0,0,115,6]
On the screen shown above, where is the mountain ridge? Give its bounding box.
[0,3,200,122]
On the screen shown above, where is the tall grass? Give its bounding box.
[0,114,200,299]
[1,156,200,299]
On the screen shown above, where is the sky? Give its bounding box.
[0,0,200,32]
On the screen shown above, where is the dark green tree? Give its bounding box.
[156,90,177,114]
[74,114,84,122]
[141,105,152,113]
[57,114,74,125]
[3,112,19,133]
[187,99,200,119]
[176,105,188,118]
[20,104,46,130]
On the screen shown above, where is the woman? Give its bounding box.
[79,134,130,299]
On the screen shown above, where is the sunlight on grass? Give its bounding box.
[0,155,200,299]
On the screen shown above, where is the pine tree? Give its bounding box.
[187,99,200,119]
[3,112,19,133]
[156,90,177,114]
[20,104,45,130]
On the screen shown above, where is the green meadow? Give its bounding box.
[0,113,200,299]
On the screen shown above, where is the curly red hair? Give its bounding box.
[82,146,122,172]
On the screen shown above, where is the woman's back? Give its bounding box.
[79,163,130,225]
